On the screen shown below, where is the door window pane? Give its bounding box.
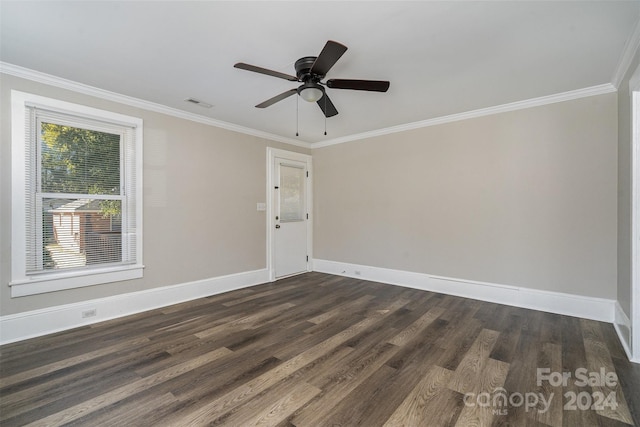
[280,165,304,221]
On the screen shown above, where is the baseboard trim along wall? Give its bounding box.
[0,268,269,345]
[614,301,635,362]
[313,259,616,323]
[0,262,621,346]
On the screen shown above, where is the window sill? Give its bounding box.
[9,265,145,297]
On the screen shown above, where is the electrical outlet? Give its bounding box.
[82,309,97,318]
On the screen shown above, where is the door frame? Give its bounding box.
[266,147,313,282]
[631,64,640,362]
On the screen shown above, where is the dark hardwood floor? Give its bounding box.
[1,272,638,426]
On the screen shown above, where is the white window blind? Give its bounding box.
[11,91,143,297]
[24,106,139,275]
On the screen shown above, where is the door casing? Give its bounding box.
[266,147,313,282]
[631,66,640,362]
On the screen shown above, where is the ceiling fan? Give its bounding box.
[234,40,390,118]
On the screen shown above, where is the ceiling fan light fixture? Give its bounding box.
[298,83,324,102]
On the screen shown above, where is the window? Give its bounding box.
[11,91,143,296]
[279,164,305,222]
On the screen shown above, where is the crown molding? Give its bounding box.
[612,15,640,90]
[1,62,617,151]
[311,83,617,149]
[0,62,311,149]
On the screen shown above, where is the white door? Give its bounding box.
[274,158,309,278]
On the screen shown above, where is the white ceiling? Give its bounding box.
[2,1,639,145]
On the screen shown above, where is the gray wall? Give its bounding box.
[0,74,309,316]
[0,72,622,317]
[617,49,640,317]
[313,93,618,298]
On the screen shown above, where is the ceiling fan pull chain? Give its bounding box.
[296,95,299,137]
[324,95,327,136]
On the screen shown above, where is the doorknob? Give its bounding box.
[275,224,281,229]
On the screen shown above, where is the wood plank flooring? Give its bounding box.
[1,272,639,426]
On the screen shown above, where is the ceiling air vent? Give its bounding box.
[184,98,213,108]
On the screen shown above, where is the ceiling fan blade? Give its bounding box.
[326,79,390,92]
[255,89,298,108]
[234,63,298,81]
[317,93,338,117]
[310,40,347,76]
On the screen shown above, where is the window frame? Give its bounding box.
[10,90,144,297]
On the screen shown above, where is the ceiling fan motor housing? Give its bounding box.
[295,56,321,81]
[295,56,325,101]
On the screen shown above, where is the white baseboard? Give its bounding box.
[0,268,269,345]
[614,301,634,361]
[313,259,615,323]
[0,262,621,348]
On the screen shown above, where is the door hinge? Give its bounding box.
[306,255,309,262]
[306,171,309,177]
[306,213,309,219]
